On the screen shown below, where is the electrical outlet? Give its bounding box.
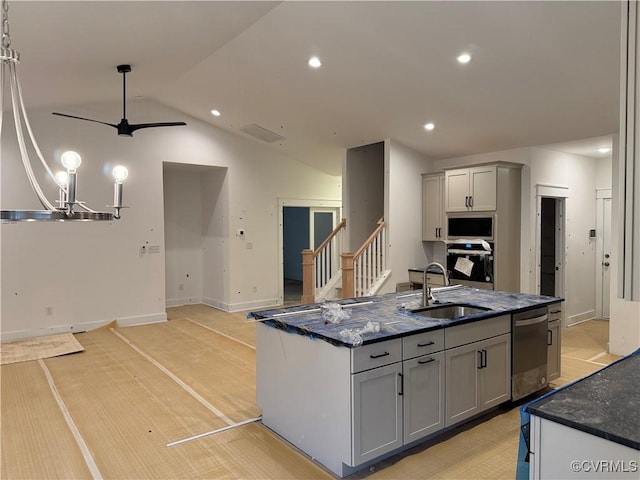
[45,306,53,316]
[246,242,253,250]
[252,286,257,293]
[179,283,184,291]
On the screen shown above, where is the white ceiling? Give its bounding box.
[7,1,621,175]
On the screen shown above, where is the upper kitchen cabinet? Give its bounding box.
[422,173,445,241]
[445,166,497,212]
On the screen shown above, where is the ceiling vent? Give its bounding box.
[239,123,285,143]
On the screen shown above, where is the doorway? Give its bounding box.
[596,191,612,319]
[536,190,566,301]
[279,200,342,305]
[539,198,558,296]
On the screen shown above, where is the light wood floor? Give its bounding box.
[1,307,619,480]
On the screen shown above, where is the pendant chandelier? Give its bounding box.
[0,0,127,222]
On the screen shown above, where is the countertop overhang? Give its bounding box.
[526,349,640,451]
[249,286,563,347]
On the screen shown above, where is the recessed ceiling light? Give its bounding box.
[457,52,472,64]
[424,122,435,131]
[308,56,322,68]
[211,109,221,117]
[598,147,611,154]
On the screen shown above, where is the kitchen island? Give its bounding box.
[526,350,640,479]
[250,287,561,477]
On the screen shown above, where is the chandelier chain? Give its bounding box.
[2,0,10,49]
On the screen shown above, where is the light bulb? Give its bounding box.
[112,165,129,183]
[54,171,69,187]
[424,122,435,131]
[61,151,82,172]
[308,56,322,68]
[457,52,472,64]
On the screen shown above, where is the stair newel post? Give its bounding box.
[301,249,315,304]
[341,252,355,299]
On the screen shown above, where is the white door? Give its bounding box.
[602,198,612,318]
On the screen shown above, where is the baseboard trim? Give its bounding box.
[166,297,204,308]
[202,297,280,313]
[1,320,108,342]
[117,312,167,327]
[566,309,596,327]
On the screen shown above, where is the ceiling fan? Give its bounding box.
[52,64,187,137]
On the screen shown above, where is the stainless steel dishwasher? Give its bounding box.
[512,306,549,400]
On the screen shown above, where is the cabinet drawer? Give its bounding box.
[445,315,510,349]
[351,339,402,373]
[403,329,444,359]
[548,303,562,321]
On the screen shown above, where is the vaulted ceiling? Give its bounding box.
[7,1,621,175]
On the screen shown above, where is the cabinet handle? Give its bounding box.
[417,341,435,347]
[469,196,473,208]
[548,329,553,346]
[398,373,404,396]
[465,196,469,207]
[370,352,390,359]
[435,227,439,238]
[550,310,561,314]
[418,357,435,364]
[477,350,483,369]
[477,349,487,368]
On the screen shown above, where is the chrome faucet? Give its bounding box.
[423,262,450,307]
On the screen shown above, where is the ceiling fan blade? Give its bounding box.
[52,112,118,128]
[128,122,187,133]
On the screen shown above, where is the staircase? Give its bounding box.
[301,217,390,303]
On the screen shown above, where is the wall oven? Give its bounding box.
[446,241,494,289]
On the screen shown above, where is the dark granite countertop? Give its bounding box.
[527,351,640,450]
[248,286,562,347]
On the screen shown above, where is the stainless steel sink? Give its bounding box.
[412,303,491,320]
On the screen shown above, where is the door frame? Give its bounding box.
[595,189,612,319]
[278,198,342,304]
[534,185,568,312]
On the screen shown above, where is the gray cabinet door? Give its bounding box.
[478,334,511,409]
[351,362,403,466]
[445,342,480,426]
[445,169,470,212]
[403,352,445,444]
[547,320,561,381]
[422,174,445,241]
[469,166,497,211]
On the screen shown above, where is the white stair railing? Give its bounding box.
[302,219,346,304]
[341,218,389,298]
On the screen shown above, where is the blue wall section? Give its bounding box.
[283,207,309,281]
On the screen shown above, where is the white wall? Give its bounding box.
[1,100,341,340]
[344,142,384,250]
[528,148,598,325]
[381,140,434,292]
[163,165,213,307]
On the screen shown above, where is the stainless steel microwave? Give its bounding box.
[447,215,494,240]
